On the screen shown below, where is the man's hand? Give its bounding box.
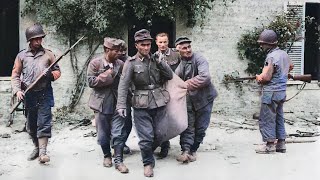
[16,91,25,101]
[256,74,263,84]
[43,68,54,81]
[117,108,127,118]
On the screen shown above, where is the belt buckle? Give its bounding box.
[148,84,155,89]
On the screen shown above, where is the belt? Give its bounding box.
[135,84,160,90]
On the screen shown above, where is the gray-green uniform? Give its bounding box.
[116,53,173,167]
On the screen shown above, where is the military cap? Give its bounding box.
[134,29,153,42]
[118,39,127,51]
[103,37,121,49]
[175,36,192,46]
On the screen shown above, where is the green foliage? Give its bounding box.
[237,13,299,75]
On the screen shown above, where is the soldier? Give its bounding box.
[174,36,218,163]
[117,40,133,155]
[11,23,61,163]
[116,29,173,177]
[255,29,293,154]
[154,32,181,158]
[87,37,128,173]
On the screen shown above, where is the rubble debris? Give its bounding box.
[69,119,91,130]
[83,131,97,137]
[0,133,11,138]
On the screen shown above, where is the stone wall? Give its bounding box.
[1,0,319,124]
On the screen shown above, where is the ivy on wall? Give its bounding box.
[237,13,299,75]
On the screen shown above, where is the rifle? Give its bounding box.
[227,74,312,83]
[10,36,85,114]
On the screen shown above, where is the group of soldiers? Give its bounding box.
[11,23,292,178]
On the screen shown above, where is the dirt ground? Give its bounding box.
[1,114,320,180]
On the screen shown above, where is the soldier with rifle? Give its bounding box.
[11,24,61,163]
[255,29,294,154]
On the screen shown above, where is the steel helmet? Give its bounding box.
[257,29,278,45]
[25,23,46,42]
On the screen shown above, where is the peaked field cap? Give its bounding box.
[134,29,153,42]
[175,36,192,46]
[104,37,121,49]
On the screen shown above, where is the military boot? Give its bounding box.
[158,141,170,158]
[123,144,132,155]
[144,164,154,177]
[27,136,39,161]
[38,137,50,163]
[176,151,190,163]
[255,142,276,154]
[188,152,197,162]
[276,139,286,153]
[114,146,129,173]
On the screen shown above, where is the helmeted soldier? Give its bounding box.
[174,36,217,163]
[255,29,294,154]
[116,29,173,177]
[87,37,129,173]
[11,23,61,163]
[153,32,181,158]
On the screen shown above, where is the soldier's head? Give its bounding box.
[26,23,46,50]
[134,29,153,57]
[118,39,127,61]
[175,36,193,59]
[103,37,121,62]
[155,32,169,52]
[257,29,278,51]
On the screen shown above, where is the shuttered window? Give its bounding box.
[284,2,305,75]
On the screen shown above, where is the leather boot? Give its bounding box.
[28,136,39,161]
[123,144,132,155]
[38,137,50,163]
[176,151,190,163]
[114,146,129,173]
[276,139,286,153]
[103,157,112,167]
[188,152,197,162]
[159,141,170,158]
[255,142,276,154]
[144,164,154,177]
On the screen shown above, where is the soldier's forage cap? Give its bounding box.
[175,36,192,46]
[118,39,127,51]
[134,29,153,42]
[104,37,121,49]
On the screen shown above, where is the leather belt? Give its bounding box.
[135,84,160,90]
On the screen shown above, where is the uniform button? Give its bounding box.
[152,91,155,93]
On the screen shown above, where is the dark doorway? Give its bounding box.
[305,3,320,80]
[0,0,19,77]
[128,16,175,56]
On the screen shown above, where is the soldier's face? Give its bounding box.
[106,48,120,62]
[29,37,43,50]
[177,43,193,59]
[156,36,169,52]
[135,40,151,57]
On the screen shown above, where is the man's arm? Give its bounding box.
[186,55,211,91]
[256,58,274,83]
[11,56,23,96]
[87,60,115,88]
[116,60,133,110]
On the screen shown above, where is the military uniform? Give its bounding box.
[87,38,129,172]
[11,24,61,163]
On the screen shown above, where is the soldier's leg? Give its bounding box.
[178,99,195,163]
[37,93,52,163]
[111,112,129,173]
[256,98,277,154]
[25,92,39,161]
[190,101,214,158]
[134,108,155,176]
[275,92,286,153]
[95,112,113,167]
[123,106,132,154]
